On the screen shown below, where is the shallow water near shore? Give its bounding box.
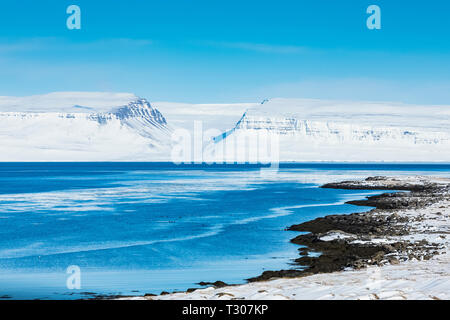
[0,163,449,300]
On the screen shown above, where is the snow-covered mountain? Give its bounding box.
[205,98,450,162]
[2,94,450,162]
[0,92,171,161]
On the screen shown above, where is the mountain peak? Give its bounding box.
[112,98,168,126]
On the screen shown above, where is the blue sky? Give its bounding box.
[1,0,450,103]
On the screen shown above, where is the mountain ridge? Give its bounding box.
[2,93,450,162]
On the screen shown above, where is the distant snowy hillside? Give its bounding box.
[0,92,140,113]
[153,101,256,133]
[0,92,171,161]
[205,98,450,162]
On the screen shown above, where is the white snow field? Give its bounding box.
[1,93,450,161]
[143,252,449,300]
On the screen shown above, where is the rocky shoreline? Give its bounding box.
[121,175,450,299]
[249,176,449,281]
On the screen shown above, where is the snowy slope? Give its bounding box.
[0,92,171,161]
[205,98,450,162]
[153,101,256,133]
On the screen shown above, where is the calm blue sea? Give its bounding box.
[0,163,449,299]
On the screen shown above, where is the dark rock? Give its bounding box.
[197,280,228,288]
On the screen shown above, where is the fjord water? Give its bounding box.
[0,163,449,299]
